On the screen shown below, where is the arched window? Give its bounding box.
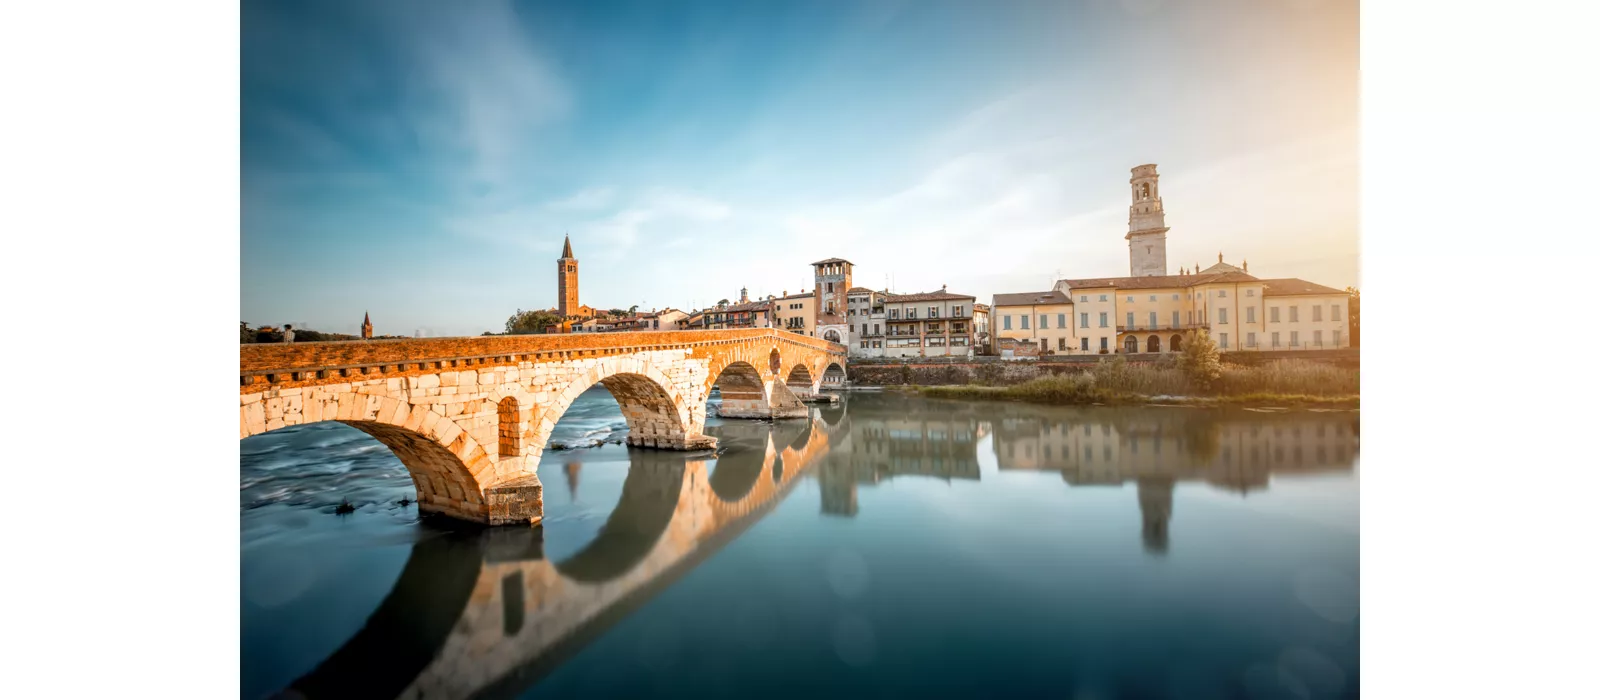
[1140,183,1150,199]
[1124,336,1139,353]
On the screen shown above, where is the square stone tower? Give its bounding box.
[1126,164,1169,277]
[557,234,579,317]
[811,258,853,317]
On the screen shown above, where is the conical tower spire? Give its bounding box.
[561,233,573,259]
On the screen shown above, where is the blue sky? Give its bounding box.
[242,0,1358,337]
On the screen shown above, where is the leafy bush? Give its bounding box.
[1178,329,1223,389]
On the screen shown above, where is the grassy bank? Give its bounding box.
[916,358,1359,408]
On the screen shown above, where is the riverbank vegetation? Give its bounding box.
[918,332,1358,408]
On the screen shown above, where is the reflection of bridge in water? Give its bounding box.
[988,403,1360,554]
[277,416,833,700]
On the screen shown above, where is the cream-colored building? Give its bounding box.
[773,290,815,337]
[990,164,1352,354]
[972,304,991,354]
[991,290,1076,356]
[846,287,887,358]
[882,287,978,358]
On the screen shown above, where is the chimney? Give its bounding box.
[941,283,947,291]
[1218,252,1223,264]
[1243,260,1249,273]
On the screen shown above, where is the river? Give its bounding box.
[241,389,1359,699]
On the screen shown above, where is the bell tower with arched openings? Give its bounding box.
[1126,164,1169,277]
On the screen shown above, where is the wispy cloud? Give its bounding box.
[642,189,733,222]
[546,187,616,211]
[578,189,734,258]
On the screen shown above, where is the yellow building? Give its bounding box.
[989,164,1352,355]
[772,290,816,336]
[991,290,1075,356]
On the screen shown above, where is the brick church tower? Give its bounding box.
[361,311,373,339]
[557,234,579,317]
[1126,164,1170,277]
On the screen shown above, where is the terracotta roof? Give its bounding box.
[846,287,878,294]
[1061,270,1258,290]
[884,290,975,302]
[1259,278,1348,297]
[992,290,1072,307]
[713,300,772,313]
[811,257,853,265]
[776,292,813,300]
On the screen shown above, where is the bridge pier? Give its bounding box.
[768,379,810,419]
[486,475,546,527]
[625,433,718,450]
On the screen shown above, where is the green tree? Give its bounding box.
[240,322,254,344]
[1178,329,1222,390]
[505,308,561,334]
[1345,286,1360,347]
[628,304,639,314]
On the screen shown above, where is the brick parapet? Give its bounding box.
[241,328,845,392]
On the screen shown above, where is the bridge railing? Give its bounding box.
[241,328,845,388]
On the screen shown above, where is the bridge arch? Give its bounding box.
[531,358,704,454]
[785,364,815,396]
[241,396,498,522]
[707,359,770,419]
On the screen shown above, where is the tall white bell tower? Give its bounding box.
[1126,164,1169,277]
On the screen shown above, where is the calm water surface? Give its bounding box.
[241,389,1359,699]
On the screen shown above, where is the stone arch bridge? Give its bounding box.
[240,329,846,525]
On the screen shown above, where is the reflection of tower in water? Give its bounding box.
[1137,477,1174,556]
[564,462,582,501]
[820,460,859,517]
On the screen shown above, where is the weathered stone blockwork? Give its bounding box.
[240,329,846,525]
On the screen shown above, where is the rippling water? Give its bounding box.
[241,388,1359,699]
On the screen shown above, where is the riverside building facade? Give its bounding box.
[991,165,1352,355]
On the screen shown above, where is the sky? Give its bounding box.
[242,0,1358,338]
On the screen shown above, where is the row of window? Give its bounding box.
[1214,331,1340,349]
[1078,289,1260,304]
[999,302,1343,331]
[884,337,971,348]
[859,323,966,335]
[886,305,967,320]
